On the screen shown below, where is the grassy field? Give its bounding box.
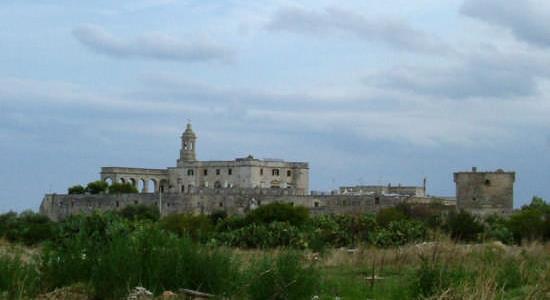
[1,200,550,299]
[1,238,550,299]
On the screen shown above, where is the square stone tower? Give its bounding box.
[453,167,515,215]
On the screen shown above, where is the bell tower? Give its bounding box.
[178,123,197,164]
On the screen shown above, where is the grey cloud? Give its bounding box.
[461,0,550,48]
[266,7,449,54]
[368,48,549,99]
[73,24,234,62]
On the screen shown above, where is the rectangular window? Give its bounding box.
[272,169,280,176]
[287,170,292,177]
[228,168,232,175]
[216,169,220,175]
[203,169,208,176]
[187,169,194,176]
[181,185,185,192]
[260,168,264,176]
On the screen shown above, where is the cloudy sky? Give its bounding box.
[1,0,550,211]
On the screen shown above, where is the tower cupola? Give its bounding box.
[179,123,197,163]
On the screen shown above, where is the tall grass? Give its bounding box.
[246,250,319,300]
[0,254,40,299]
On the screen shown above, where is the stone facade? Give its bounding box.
[100,123,309,195]
[40,189,412,221]
[454,167,515,215]
[339,179,427,197]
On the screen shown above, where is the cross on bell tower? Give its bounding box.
[179,122,197,163]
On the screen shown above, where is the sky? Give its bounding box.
[1,0,550,212]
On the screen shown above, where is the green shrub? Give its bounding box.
[216,222,306,249]
[246,202,309,227]
[118,204,160,221]
[68,185,85,194]
[0,254,40,299]
[247,250,319,300]
[41,213,131,289]
[485,214,514,244]
[307,214,376,248]
[371,219,427,247]
[2,211,54,245]
[507,197,550,243]
[444,210,483,242]
[160,213,214,242]
[376,207,407,228]
[85,180,108,194]
[108,182,138,194]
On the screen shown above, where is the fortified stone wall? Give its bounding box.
[39,190,410,221]
[454,168,515,215]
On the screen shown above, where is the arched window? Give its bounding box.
[148,179,157,193]
[138,179,146,193]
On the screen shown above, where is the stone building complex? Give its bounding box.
[40,124,516,220]
[100,123,309,195]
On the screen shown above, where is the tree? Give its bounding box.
[108,183,138,194]
[508,196,550,243]
[445,210,483,242]
[85,181,109,194]
[68,185,85,194]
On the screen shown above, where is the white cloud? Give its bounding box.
[73,24,234,63]
[266,6,449,54]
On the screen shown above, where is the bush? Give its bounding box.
[507,197,550,243]
[67,185,85,194]
[118,204,160,222]
[485,214,514,244]
[246,202,309,227]
[216,222,306,249]
[376,207,407,228]
[307,214,376,248]
[445,210,483,242]
[1,211,54,245]
[85,180,108,194]
[108,182,138,194]
[160,213,214,242]
[371,219,427,247]
[247,250,319,300]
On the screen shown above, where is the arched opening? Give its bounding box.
[148,179,157,193]
[119,178,126,184]
[104,177,113,186]
[138,179,146,193]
